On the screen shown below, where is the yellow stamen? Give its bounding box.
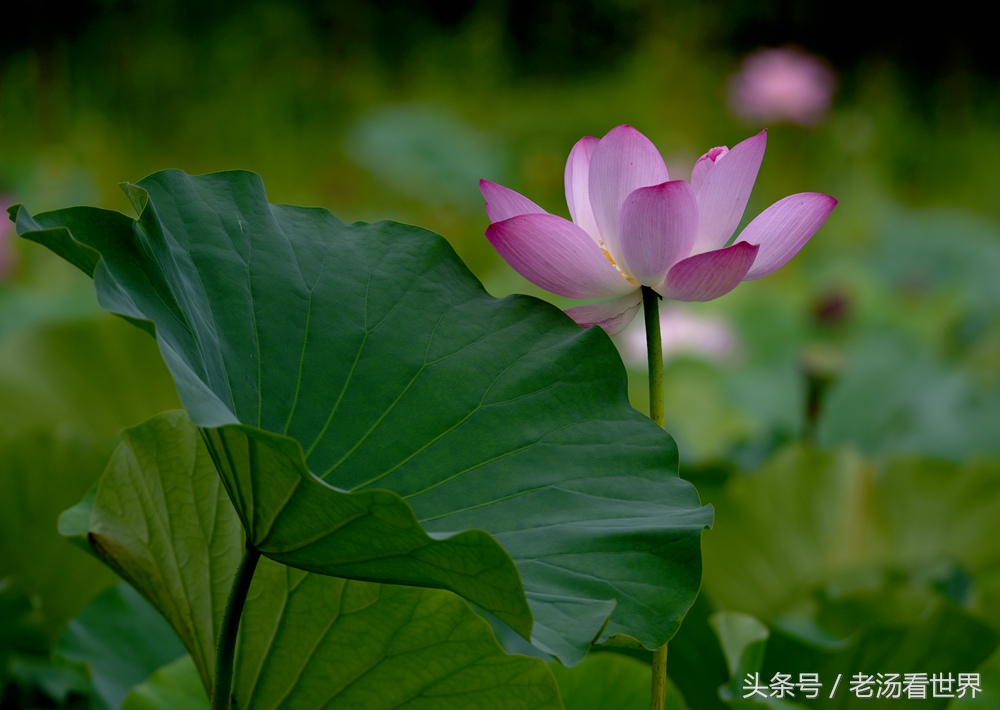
[599,242,639,285]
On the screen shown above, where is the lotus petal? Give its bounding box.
[657,241,759,301]
[564,290,643,335]
[487,214,637,299]
[738,193,837,279]
[588,125,669,268]
[692,130,766,254]
[481,180,547,223]
[619,180,698,286]
[690,146,728,194]
[564,136,602,243]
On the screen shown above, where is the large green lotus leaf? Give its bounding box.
[56,583,187,710]
[16,169,710,662]
[238,558,562,710]
[63,410,563,710]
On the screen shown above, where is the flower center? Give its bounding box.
[599,242,639,286]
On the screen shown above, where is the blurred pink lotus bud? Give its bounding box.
[622,306,738,366]
[728,48,836,126]
[0,195,18,281]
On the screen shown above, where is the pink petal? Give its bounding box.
[564,136,602,242]
[657,241,759,301]
[738,193,837,279]
[692,130,767,254]
[690,146,729,194]
[480,179,547,223]
[618,180,698,286]
[564,290,643,335]
[587,125,670,269]
[487,213,637,299]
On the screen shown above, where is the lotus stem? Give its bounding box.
[651,644,669,710]
[212,541,261,710]
[642,286,664,429]
[642,286,669,710]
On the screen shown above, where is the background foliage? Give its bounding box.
[2,1,999,708]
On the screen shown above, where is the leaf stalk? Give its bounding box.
[212,540,261,710]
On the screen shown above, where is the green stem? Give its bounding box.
[642,286,664,429]
[651,644,669,710]
[212,541,261,710]
[642,286,668,710]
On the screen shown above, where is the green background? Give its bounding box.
[2,2,999,708]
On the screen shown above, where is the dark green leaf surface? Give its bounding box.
[70,411,563,710]
[17,170,710,662]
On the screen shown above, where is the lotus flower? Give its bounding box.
[480,125,836,334]
[728,47,836,126]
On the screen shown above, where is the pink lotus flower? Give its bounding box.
[480,125,836,334]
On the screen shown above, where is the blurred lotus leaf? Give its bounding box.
[949,644,1000,709]
[549,651,687,710]
[0,317,181,637]
[346,103,506,209]
[56,583,187,710]
[699,445,1000,709]
[120,656,208,710]
[819,333,1000,458]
